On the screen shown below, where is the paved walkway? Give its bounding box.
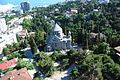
[45,64,75,80]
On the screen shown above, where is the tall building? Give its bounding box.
[20,1,30,13]
[45,20,72,51]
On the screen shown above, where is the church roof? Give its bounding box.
[53,23,62,32]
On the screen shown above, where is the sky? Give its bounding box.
[0,0,66,12]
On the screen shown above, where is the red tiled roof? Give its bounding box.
[0,59,17,70]
[0,68,32,80]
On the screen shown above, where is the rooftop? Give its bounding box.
[0,59,17,70]
[0,67,32,80]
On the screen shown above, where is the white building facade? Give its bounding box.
[0,33,18,53]
[98,0,110,4]
[0,18,7,33]
[45,21,72,51]
[0,18,23,54]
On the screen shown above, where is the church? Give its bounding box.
[45,20,72,51]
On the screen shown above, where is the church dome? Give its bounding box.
[53,23,63,32]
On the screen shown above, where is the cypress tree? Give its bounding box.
[29,36,38,54]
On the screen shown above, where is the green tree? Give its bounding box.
[33,77,44,80]
[50,50,63,61]
[7,52,24,60]
[94,42,111,54]
[6,44,13,52]
[16,34,20,42]
[34,30,44,46]
[70,54,115,80]
[35,52,55,77]
[2,48,10,55]
[22,19,32,30]
[29,36,38,54]
[16,59,27,69]
[16,59,34,70]
[12,43,19,51]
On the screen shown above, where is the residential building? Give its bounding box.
[0,32,18,53]
[21,1,30,13]
[45,20,72,51]
[70,8,78,14]
[17,29,28,39]
[112,46,120,62]
[89,33,106,40]
[0,15,32,54]
[15,10,23,16]
[114,46,120,55]
[0,18,7,33]
[0,68,32,80]
[116,7,120,14]
[0,25,23,53]
[0,18,20,53]
[28,32,35,36]
[65,8,78,17]
[98,0,110,4]
[0,59,17,70]
[8,15,32,26]
[79,0,91,3]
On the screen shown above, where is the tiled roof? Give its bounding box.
[0,68,32,80]
[114,46,120,52]
[0,59,17,70]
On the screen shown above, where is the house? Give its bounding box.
[114,46,120,56]
[0,18,23,54]
[45,20,72,51]
[0,68,32,80]
[79,0,91,3]
[116,7,120,14]
[17,29,28,39]
[0,25,23,54]
[89,33,106,41]
[112,46,120,63]
[65,8,78,17]
[0,54,4,59]
[70,8,78,14]
[0,18,7,33]
[98,0,110,4]
[0,59,17,70]
[28,32,35,37]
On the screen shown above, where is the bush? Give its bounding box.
[50,51,63,61]
[33,77,44,80]
[7,52,25,60]
[60,58,69,71]
[16,59,34,70]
